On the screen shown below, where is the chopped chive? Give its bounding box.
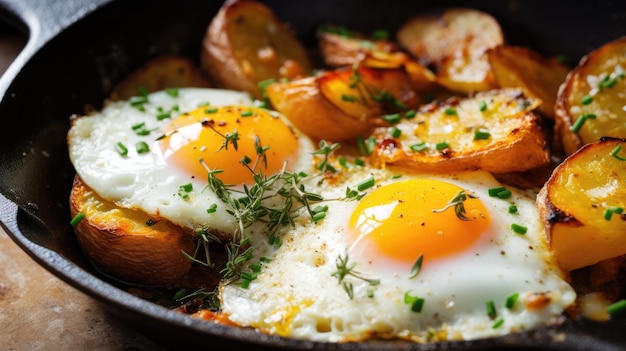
[357,176,375,191]
[115,142,128,156]
[581,95,594,105]
[367,289,375,298]
[240,279,251,289]
[353,158,365,166]
[240,271,257,281]
[444,107,457,115]
[511,223,527,235]
[165,87,179,97]
[404,109,417,119]
[258,78,276,97]
[486,300,497,319]
[207,203,218,214]
[607,299,626,315]
[404,292,425,312]
[342,94,358,102]
[569,113,597,133]
[492,317,504,329]
[131,122,150,136]
[600,76,618,89]
[496,190,512,199]
[610,145,626,161]
[178,183,193,200]
[391,174,402,179]
[479,100,488,112]
[135,141,150,154]
[372,29,389,40]
[508,205,518,214]
[70,212,85,227]
[312,212,326,222]
[604,206,624,220]
[367,136,376,154]
[473,129,491,140]
[409,254,424,279]
[435,141,449,150]
[356,136,369,156]
[205,107,218,114]
[240,110,253,117]
[505,293,519,309]
[197,101,211,107]
[338,156,348,168]
[250,263,262,272]
[488,187,507,196]
[382,113,401,124]
[391,127,402,138]
[410,142,428,152]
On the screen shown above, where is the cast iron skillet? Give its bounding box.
[1,0,626,349]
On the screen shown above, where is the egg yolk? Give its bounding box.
[349,179,491,265]
[159,106,300,185]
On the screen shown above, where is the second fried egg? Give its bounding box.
[219,166,575,342]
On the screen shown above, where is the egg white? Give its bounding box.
[67,88,315,235]
[220,165,576,342]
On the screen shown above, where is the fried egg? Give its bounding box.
[67,88,315,235]
[219,165,576,342]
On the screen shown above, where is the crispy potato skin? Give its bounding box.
[487,46,570,120]
[554,37,626,155]
[370,89,550,173]
[69,176,196,286]
[537,138,626,271]
[266,67,420,142]
[397,8,503,94]
[318,30,436,91]
[201,0,312,98]
[109,55,211,101]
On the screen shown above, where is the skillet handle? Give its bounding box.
[0,0,111,96]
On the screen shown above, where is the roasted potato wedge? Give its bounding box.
[537,137,626,271]
[201,0,312,98]
[487,46,570,120]
[370,88,550,173]
[266,66,420,141]
[318,28,436,91]
[109,55,211,101]
[69,176,196,286]
[397,8,503,94]
[554,37,626,155]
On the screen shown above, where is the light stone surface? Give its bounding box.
[0,227,165,350]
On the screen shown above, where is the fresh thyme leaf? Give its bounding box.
[409,254,424,279]
[431,190,477,221]
[332,253,380,299]
[312,140,341,173]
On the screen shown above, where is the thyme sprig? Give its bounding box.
[432,190,477,221]
[191,135,325,285]
[332,253,380,299]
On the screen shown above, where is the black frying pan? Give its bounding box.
[1,0,626,350]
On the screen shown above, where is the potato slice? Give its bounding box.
[397,7,504,94]
[487,46,570,120]
[201,0,312,98]
[69,176,196,286]
[554,37,626,155]
[109,55,211,101]
[266,66,420,141]
[370,88,549,173]
[537,137,626,271]
[318,29,436,91]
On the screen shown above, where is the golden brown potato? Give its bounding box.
[537,137,626,272]
[369,88,550,173]
[397,8,504,94]
[266,66,420,141]
[109,55,211,101]
[487,46,570,120]
[318,29,436,91]
[554,37,626,156]
[201,0,312,98]
[69,176,196,286]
